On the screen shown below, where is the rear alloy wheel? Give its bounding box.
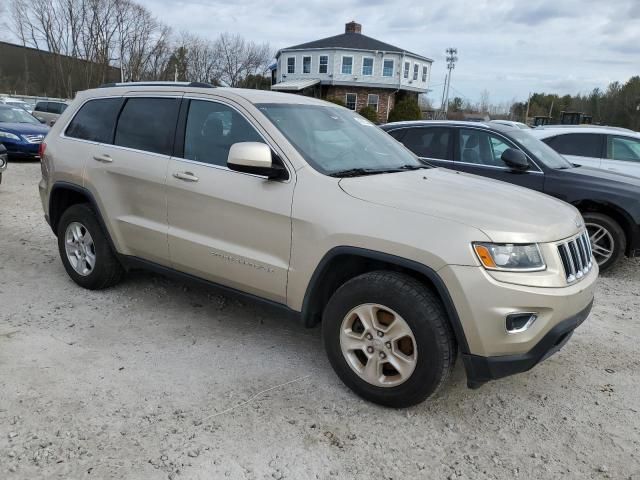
[323,271,456,407]
[57,204,124,289]
[583,212,625,273]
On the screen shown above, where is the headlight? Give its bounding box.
[473,243,546,271]
[0,131,20,141]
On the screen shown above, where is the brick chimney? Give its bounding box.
[345,21,362,34]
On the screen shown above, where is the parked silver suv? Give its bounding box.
[39,82,597,407]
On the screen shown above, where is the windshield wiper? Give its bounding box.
[329,164,429,178]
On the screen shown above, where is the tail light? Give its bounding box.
[38,142,46,158]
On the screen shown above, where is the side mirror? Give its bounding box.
[227,142,287,180]
[501,148,529,171]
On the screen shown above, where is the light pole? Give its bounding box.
[442,48,458,116]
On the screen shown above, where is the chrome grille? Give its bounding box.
[23,134,44,144]
[558,231,593,283]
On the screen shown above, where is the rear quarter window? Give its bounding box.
[34,102,47,112]
[65,98,123,143]
[544,133,603,157]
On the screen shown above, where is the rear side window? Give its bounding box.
[65,98,122,143]
[544,133,603,157]
[49,102,67,114]
[114,98,180,155]
[401,127,451,160]
[34,102,47,112]
[607,136,640,162]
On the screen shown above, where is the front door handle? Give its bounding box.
[173,171,199,182]
[93,154,112,163]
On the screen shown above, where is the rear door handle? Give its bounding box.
[93,154,112,163]
[173,171,199,182]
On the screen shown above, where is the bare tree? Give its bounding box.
[214,33,272,87]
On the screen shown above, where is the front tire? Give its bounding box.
[583,212,625,273]
[57,204,124,289]
[322,271,456,408]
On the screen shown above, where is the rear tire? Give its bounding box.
[583,212,625,273]
[57,203,124,289]
[322,271,456,408]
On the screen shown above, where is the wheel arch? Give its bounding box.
[572,199,637,256]
[300,246,470,354]
[49,182,120,258]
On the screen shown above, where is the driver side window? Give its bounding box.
[458,129,512,168]
[184,100,263,167]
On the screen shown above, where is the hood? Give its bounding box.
[0,122,50,136]
[557,165,640,188]
[339,168,581,243]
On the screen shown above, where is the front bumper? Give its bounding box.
[438,263,597,387]
[463,300,592,388]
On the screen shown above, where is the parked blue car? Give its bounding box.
[0,105,50,159]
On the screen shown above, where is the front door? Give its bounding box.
[166,98,294,303]
[452,128,545,191]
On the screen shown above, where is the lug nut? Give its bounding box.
[379,352,386,359]
[365,333,373,340]
[377,331,384,337]
[366,346,374,354]
[385,342,391,349]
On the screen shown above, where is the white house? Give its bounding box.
[272,21,433,122]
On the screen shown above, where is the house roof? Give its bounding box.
[277,33,432,62]
[271,78,320,91]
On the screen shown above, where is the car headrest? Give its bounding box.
[202,116,223,138]
[464,134,479,149]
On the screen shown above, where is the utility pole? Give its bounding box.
[442,48,458,117]
[439,73,448,118]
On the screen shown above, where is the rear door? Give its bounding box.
[389,126,454,168]
[452,127,545,191]
[601,135,640,177]
[543,133,605,168]
[165,96,294,303]
[83,94,180,265]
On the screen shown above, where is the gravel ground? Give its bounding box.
[1,162,639,480]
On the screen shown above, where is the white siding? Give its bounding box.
[276,48,431,93]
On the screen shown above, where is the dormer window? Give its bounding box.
[341,56,353,75]
[362,57,374,76]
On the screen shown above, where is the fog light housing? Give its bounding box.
[506,312,537,334]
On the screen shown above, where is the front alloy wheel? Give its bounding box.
[582,212,625,273]
[340,304,417,387]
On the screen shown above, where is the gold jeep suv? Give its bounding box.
[39,82,597,407]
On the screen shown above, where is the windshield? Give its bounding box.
[0,106,40,124]
[509,130,573,169]
[257,103,422,175]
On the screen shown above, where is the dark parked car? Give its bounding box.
[0,105,49,160]
[382,121,640,272]
[0,143,7,183]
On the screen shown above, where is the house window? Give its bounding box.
[422,65,428,82]
[319,55,328,74]
[287,57,295,74]
[383,59,394,77]
[345,93,357,110]
[413,63,419,81]
[302,56,311,74]
[362,57,374,76]
[341,56,353,75]
[403,61,410,79]
[367,94,379,112]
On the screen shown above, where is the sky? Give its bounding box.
[133,0,638,106]
[3,0,638,106]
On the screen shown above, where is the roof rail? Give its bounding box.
[98,81,215,88]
